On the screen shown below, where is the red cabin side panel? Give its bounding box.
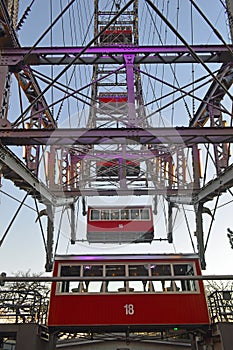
[48,293,209,331]
[87,219,153,233]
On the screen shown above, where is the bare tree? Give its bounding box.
[204,280,233,295]
[0,270,50,324]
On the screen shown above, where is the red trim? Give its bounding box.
[99,97,128,103]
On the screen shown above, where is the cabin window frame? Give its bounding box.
[56,260,199,295]
[89,208,151,221]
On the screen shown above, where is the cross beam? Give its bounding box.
[0,45,232,66]
[1,127,233,145]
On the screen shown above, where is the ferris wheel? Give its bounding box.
[0,0,233,274]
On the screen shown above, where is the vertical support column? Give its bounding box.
[0,0,19,129]
[0,70,12,128]
[176,147,186,188]
[70,203,76,244]
[94,0,98,46]
[225,0,233,43]
[195,203,206,270]
[192,145,201,190]
[168,202,173,243]
[192,143,204,268]
[47,146,56,189]
[45,204,54,272]
[119,145,127,189]
[133,0,139,45]
[88,0,99,129]
[189,333,198,350]
[124,54,137,126]
[208,100,229,175]
[24,102,47,175]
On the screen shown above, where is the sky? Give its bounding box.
[0,0,233,278]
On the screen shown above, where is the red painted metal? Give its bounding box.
[99,97,128,103]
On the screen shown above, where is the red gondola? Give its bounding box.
[98,92,128,114]
[86,206,153,243]
[99,26,132,44]
[47,254,210,333]
[96,158,140,177]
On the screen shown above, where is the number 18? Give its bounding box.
[124,304,135,315]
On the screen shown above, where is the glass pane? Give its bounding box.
[59,265,81,293]
[168,280,182,292]
[106,265,125,276]
[83,265,103,276]
[121,209,129,220]
[150,264,171,292]
[129,280,144,292]
[90,209,100,220]
[129,264,149,276]
[152,280,171,292]
[142,280,151,292]
[60,281,70,293]
[173,264,196,291]
[140,209,150,220]
[150,264,171,276]
[129,265,149,292]
[107,280,125,292]
[70,281,81,292]
[173,264,191,275]
[87,281,103,293]
[83,265,103,293]
[131,209,140,220]
[60,265,80,276]
[106,265,125,292]
[111,209,120,220]
[101,209,110,220]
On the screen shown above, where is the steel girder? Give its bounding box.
[0,45,232,66]
[1,127,233,145]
